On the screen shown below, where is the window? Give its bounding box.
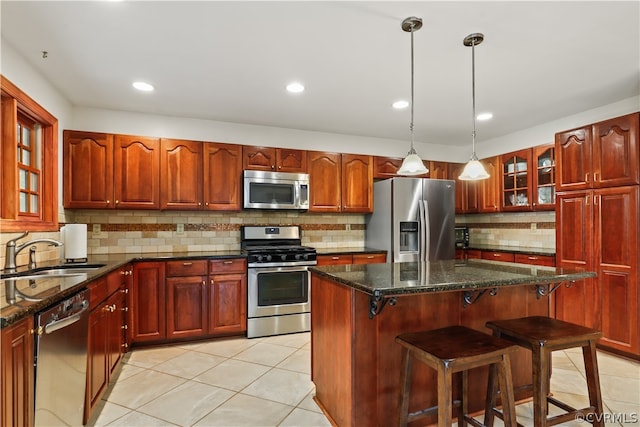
[1,75,58,231]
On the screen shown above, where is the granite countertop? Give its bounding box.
[310,259,595,298]
[462,244,555,257]
[1,250,245,328]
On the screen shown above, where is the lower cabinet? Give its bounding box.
[316,252,386,266]
[85,266,130,424]
[133,258,247,345]
[1,316,34,427]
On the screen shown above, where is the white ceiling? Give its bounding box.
[2,1,639,147]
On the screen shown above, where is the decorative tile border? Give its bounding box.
[63,222,365,232]
[464,222,555,230]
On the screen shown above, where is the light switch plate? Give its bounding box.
[93,224,101,233]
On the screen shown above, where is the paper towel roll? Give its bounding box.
[63,224,87,262]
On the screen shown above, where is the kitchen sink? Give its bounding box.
[0,264,105,281]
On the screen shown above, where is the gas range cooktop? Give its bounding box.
[240,225,317,265]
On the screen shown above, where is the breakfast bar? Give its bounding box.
[309,259,595,427]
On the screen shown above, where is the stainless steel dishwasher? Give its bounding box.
[34,288,90,426]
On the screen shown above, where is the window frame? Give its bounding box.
[1,75,58,232]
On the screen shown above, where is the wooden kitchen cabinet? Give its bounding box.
[203,142,243,210]
[373,156,446,179]
[243,146,307,172]
[160,139,203,210]
[1,316,34,427]
[85,266,130,424]
[501,148,533,211]
[63,131,160,209]
[208,258,247,335]
[556,186,639,356]
[478,156,501,213]
[308,152,373,213]
[532,144,556,210]
[316,253,386,266]
[130,262,166,344]
[514,253,556,266]
[165,260,208,339]
[449,162,479,214]
[555,112,639,191]
[481,250,515,263]
[427,161,449,179]
[352,253,386,264]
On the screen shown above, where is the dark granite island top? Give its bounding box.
[310,259,595,298]
[309,260,596,427]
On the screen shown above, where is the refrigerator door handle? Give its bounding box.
[419,199,429,261]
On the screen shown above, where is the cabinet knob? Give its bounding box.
[106,200,110,206]
[121,307,128,312]
[202,280,206,286]
[198,202,202,206]
[122,325,128,330]
[122,343,128,349]
[278,165,282,169]
[120,288,129,294]
[271,165,275,170]
[205,202,209,206]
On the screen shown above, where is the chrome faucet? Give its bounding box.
[4,231,63,273]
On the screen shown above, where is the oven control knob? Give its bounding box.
[280,254,288,261]
[266,255,272,262]
[303,254,309,260]
[295,254,302,260]
[256,255,263,262]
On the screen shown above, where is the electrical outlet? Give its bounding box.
[346,224,351,231]
[93,224,101,234]
[176,223,185,234]
[531,223,537,231]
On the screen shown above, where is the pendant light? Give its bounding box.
[397,17,428,176]
[459,33,489,181]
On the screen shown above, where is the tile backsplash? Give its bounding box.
[1,209,555,269]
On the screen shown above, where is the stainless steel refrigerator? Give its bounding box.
[366,178,455,262]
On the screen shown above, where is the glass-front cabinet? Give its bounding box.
[532,144,556,210]
[501,149,532,211]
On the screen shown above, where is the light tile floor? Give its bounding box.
[89,332,639,426]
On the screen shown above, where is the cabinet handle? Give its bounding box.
[366,256,374,259]
[210,279,214,285]
[528,256,538,260]
[122,343,128,349]
[120,288,129,294]
[183,262,193,266]
[493,253,500,257]
[223,260,233,264]
[332,256,340,260]
[122,325,128,330]
[202,280,206,286]
[121,307,128,312]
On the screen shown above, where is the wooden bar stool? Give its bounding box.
[485,316,604,427]
[396,325,519,427]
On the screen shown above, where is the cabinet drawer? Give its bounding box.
[466,249,482,259]
[514,253,556,266]
[481,251,515,263]
[352,253,386,264]
[209,258,247,274]
[166,260,208,277]
[317,254,353,266]
[87,278,107,310]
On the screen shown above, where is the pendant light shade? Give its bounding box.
[459,33,489,181]
[397,17,428,176]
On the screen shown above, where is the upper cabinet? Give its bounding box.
[242,146,307,173]
[449,162,479,214]
[308,152,373,213]
[532,144,556,210]
[372,156,446,179]
[159,139,242,211]
[556,112,639,191]
[64,131,160,209]
[478,156,501,213]
[501,149,533,211]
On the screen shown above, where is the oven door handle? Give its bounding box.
[248,266,311,274]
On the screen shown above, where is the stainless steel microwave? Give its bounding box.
[243,170,310,210]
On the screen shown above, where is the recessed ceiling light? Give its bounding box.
[477,112,493,121]
[392,100,409,109]
[286,82,305,93]
[132,81,154,92]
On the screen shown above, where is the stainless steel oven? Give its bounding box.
[242,225,316,338]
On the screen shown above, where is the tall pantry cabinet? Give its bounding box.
[555,112,639,357]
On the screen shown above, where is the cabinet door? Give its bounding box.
[114,135,160,209]
[107,289,126,376]
[373,156,402,179]
[243,146,276,170]
[352,253,386,264]
[555,126,592,191]
[341,154,373,213]
[532,144,556,210]
[555,191,598,328]
[166,276,208,339]
[160,139,202,210]
[86,301,108,417]
[1,316,34,427]
[130,262,166,343]
[478,156,500,213]
[277,149,307,173]
[592,113,639,188]
[209,273,247,335]
[308,151,341,212]
[427,161,449,179]
[203,142,242,211]
[316,254,353,266]
[63,130,114,208]
[448,163,478,214]
[596,186,638,354]
[501,149,532,211]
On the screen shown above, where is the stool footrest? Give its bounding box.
[490,408,527,427]
[407,400,461,423]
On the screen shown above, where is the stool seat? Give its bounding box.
[485,316,604,427]
[396,325,519,427]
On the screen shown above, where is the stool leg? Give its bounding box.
[583,341,604,427]
[497,354,517,427]
[532,347,550,427]
[484,363,498,427]
[460,370,468,427]
[398,348,413,427]
[437,365,453,427]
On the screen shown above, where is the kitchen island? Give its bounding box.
[309,259,595,427]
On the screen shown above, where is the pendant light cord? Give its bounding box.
[410,23,415,151]
[471,37,477,159]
